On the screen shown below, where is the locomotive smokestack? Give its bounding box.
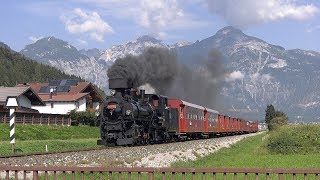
[109,78,133,97]
[109,78,132,89]
[140,89,145,100]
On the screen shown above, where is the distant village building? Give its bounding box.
[25,79,104,115]
[0,87,44,114]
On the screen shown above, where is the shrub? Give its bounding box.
[268,116,287,131]
[70,110,98,126]
[266,125,320,154]
[264,104,288,130]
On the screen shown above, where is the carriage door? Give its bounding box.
[168,108,178,132]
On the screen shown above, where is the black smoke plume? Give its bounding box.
[108,47,225,108]
[107,47,178,90]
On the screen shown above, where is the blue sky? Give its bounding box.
[0,0,319,52]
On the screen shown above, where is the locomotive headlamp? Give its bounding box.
[126,110,132,115]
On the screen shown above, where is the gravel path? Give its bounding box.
[0,133,262,168]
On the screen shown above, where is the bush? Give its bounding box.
[266,125,320,154]
[70,110,98,126]
[265,105,288,131]
[268,116,287,131]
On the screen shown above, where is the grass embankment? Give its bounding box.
[172,125,320,179]
[266,125,320,154]
[0,124,100,155]
[173,132,320,169]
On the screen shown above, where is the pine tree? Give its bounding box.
[265,104,276,125]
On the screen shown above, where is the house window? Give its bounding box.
[75,102,79,109]
[51,103,54,108]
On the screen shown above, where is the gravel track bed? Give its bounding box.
[0,133,262,168]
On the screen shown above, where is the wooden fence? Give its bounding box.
[0,166,320,180]
[0,112,71,126]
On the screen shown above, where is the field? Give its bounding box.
[171,125,320,179]
[173,132,320,168]
[0,124,100,156]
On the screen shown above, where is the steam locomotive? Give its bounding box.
[97,78,258,146]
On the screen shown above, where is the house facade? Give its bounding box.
[29,79,104,115]
[0,87,44,113]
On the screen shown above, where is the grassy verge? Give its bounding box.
[0,138,101,156]
[0,124,100,155]
[0,124,99,141]
[172,133,320,169]
[170,132,320,179]
[266,124,320,154]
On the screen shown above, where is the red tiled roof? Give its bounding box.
[29,83,48,93]
[69,82,90,94]
[27,81,102,102]
[39,93,89,102]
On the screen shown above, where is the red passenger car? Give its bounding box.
[168,99,206,137]
[166,98,258,140]
[205,108,219,136]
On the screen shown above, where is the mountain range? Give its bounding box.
[17,26,320,121]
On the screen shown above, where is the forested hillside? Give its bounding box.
[0,44,80,86]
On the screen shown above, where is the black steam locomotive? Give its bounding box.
[97,78,175,146]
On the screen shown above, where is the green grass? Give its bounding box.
[266,124,320,154]
[0,138,101,156]
[0,123,100,141]
[0,124,100,155]
[172,133,320,169]
[170,132,320,179]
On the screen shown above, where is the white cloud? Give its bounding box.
[73,0,209,39]
[29,36,44,43]
[134,0,184,37]
[206,0,319,27]
[225,71,245,82]
[77,39,88,45]
[60,8,114,42]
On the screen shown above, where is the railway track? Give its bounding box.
[0,147,108,159]
[0,132,260,159]
[0,133,262,168]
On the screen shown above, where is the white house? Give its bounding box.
[0,87,44,113]
[28,80,104,115]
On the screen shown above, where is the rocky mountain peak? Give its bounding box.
[79,48,102,60]
[0,41,11,50]
[216,26,245,36]
[99,35,169,63]
[136,35,161,44]
[171,41,193,48]
[21,36,83,62]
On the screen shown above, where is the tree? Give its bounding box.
[269,115,288,131]
[265,104,289,130]
[265,104,276,125]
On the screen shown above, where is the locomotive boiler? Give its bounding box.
[97,78,171,146]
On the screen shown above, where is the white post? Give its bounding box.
[6,96,19,154]
[9,108,15,154]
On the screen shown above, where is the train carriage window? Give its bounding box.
[180,106,183,113]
